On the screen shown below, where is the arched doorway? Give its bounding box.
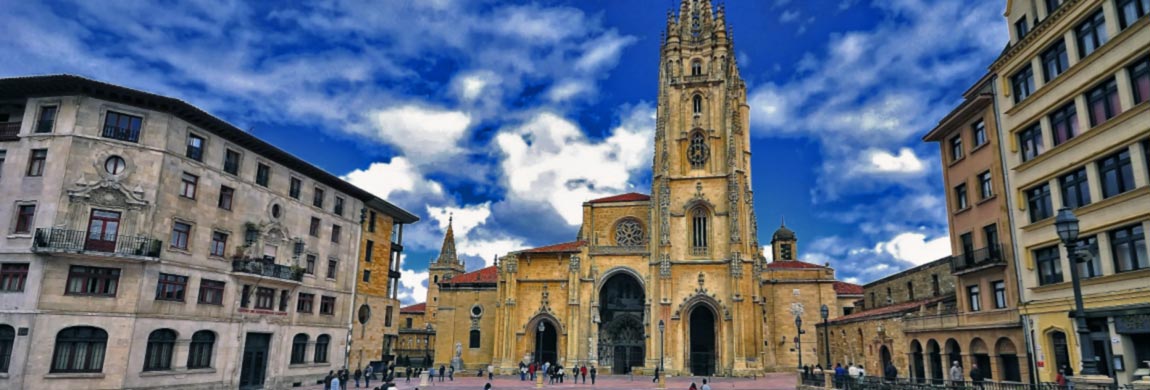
[598,271,645,374]
[880,345,892,371]
[688,306,716,376]
[910,340,925,383]
[971,338,991,380]
[945,339,962,375]
[534,320,559,366]
[927,340,943,385]
[995,338,1021,382]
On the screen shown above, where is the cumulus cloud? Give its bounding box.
[872,232,952,266]
[342,157,445,203]
[368,105,472,167]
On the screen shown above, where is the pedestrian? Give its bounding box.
[439,364,446,382]
[530,362,537,381]
[1056,369,1067,386]
[834,363,845,388]
[581,365,588,384]
[355,368,363,388]
[653,365,660,382]
[590,365,597,385]
[489,364,495,380]
[949,361,963,387]
[406,367,412,383]
[701,378,712,390]
[342,369,350,390]
[366,365,374,388]
[970,363,984,390]
[484,383,492,390]
[448,365,454,381]
[689,382,698,390]
[331,371,343,390]
[325,370,335,390]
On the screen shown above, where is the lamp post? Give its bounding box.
[1054,208,1099,376]
[424,323,433,369]
[795,314,805,371]
[537,322,546,389]
[658,319,666,389]
[821,304,831,369]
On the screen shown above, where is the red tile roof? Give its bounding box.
[827,296,948,324]
[520,240,586,254]
[442,266,499,285]
[400,302,426,314]
[834,281,864,295]
[587,193,650,204]
[765,260,826,269]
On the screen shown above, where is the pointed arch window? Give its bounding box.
[692,60,702,76]
[688,131,709,169]
[690,206,709,256]
[692,95,703,114]
[143,329,177,371]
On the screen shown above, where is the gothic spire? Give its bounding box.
[436,213,459,265]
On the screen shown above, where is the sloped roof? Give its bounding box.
[520,240,586,254]
[834,281,864,296]
[826,296,948,324]
[765,260,825,269]
[587,193,651,204]
[442,266,499,285]
[400,302,426,314]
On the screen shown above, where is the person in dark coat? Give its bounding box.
[884,362,898,381]
[439,365,446,382]
[969,363,984,390]
[325,371,334,390]
[590,365,597,385]
[354,369,362,388]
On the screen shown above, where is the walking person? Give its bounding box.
[365,365,374,388]
[448,365,454,381]
[342,369,351,390]
[331,371,342,390]
[701,378,712,390]
[405,367,412,383]
[489,364,495,380]
[325,371,335,390]
[529,362,537,381]
[581,365,588,384]
[355,368,362,388]
[949,361,963,387]
[439,364,446,382]
[969,363,984,390]
[590,365,597,385]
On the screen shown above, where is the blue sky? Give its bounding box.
[0,0,1008,304]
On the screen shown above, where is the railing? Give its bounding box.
[32,228,162,258]
[809,375,1128,390]
[231,258,303,282]
[904,308,1020,332]
[0,122,19,140]
[589,245,647,255]
[673,74,711,84]
[951,245,1005,273]
[691,246,708,256]
[101,124,140,143]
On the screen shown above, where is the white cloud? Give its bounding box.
[427,203,527,267]
[397,266,429,304]
[872,232,951,266]
[575,31,637,73]
[341,157,445,201]
[453,71,501,103]
[858,148,926,174]
[369,105,472,167]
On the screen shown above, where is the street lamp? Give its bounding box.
[658,319,666,389]
[795,314,805,370]
[1055,208,1099,376]
[537,322,546,364]
[821,304,831,369]
[424,323,433,369]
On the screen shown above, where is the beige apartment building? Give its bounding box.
[348,199,417,373]
[992,0,1150,384]
[0,75,415,389]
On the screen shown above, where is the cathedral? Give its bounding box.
[411,0,860,377]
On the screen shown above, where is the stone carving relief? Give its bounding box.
[671,272,732,321]
[68,153,150,210]
[569,254,581,272]
[659,181,670,246]
[728,174,740,243]
[729,252,742,278]
[659,253,671,278]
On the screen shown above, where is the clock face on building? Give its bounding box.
[688,142,709,165]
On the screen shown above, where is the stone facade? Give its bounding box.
[993,0,1150,384]
[0,75,416,389]
[348,201,413,371]
[396,303,435,368]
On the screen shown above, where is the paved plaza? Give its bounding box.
[308,372,798,390]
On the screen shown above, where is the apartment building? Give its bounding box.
[348,200,417,372]
[992,0,1150,384]
[0,75,415,389]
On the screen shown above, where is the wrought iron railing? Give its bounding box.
[231,258,304,282]
[32,228,162,258]
[101,124,140,143]
[0,122,19,141]
[951,245,1005,273]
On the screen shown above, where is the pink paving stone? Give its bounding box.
[305,372,798,390]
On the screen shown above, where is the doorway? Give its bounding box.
[598,272,645,374]
[85,209,121,252]
[240,333,271,389]
[689,306,716,376]
[534,321,558,366]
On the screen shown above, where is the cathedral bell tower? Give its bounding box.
[426,215,465,322]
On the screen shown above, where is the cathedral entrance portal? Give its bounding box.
[534,320,558,366]
[689,306,716,376]
[598,272,645,374]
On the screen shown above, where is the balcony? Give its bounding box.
[101,124,140,143]
[904,308,1020,333]
[32,228,162,259]
[232,258,303,282]
[0,122,19,141]
[950,245,1006,274]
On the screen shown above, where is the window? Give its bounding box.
[691,60,702,76]
[279,290,289,312]
[1110,224,1147,272]
[254,287,275,310]
[170,222,191,250]
[368,211,377,232]
[1015,18,1030,39]
[209,232,227,258]
[218,185,234,210]
[0,150,5,178]
[950,135,963,161]
[692,95,703,114]
[186,133,205,161]
[1041,40,1070,82]
[1087,78,1121,126]
[1117,0,1149,29]
[931,274,940,296]
[27,148,46,176]
[967,285,982,312]
[365,240,374,263]
[313,187,325,208]
[1076,10,1109,59]
[992,281,1007,309]
[1018,124,1044,162]
[978,171,993,200]
[363,270,372,283]
[255,163,270,187]
[1045,0,1063,14]
[240,285,250,308]
[320,296,336,315]
[1049,102,1079,146]
[1098,149,1134,198]
[51,326,107,373]
[971,120,987,147]
[954,183,968,210]
[223,149,241,175]
[143,329,176,371]
[0,325,12,373]
[314,334,330,363]
[469,329,481,348]
[1074,235,1102,278]
[36,105,57,133]
[289,177,301,199]
[155,273,188,301]
[690,206,709,255]
[187,331,215,369]
[297,293,315,313]
[985,224,1000,253]
[14,204,36,234]
[1059,168,1091,208]
[1132,56,1150,104]
[66,266,119,296]
[960,233,975,263]
[406,318,413,328]
[290,334,308,364]
[102,111,143,142]
[1026,183,1053,222]
[385,306,393,327]
[1,263,29,292]
[180,172,198,199]
[907,282,915,301]
[309,217,321,237]
[331,224,341,243]
[1011,65,1035,103]
[198,279,225,305]
[305,254,316,275]
[1035,246,1063,285]
[327,259,338,279]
